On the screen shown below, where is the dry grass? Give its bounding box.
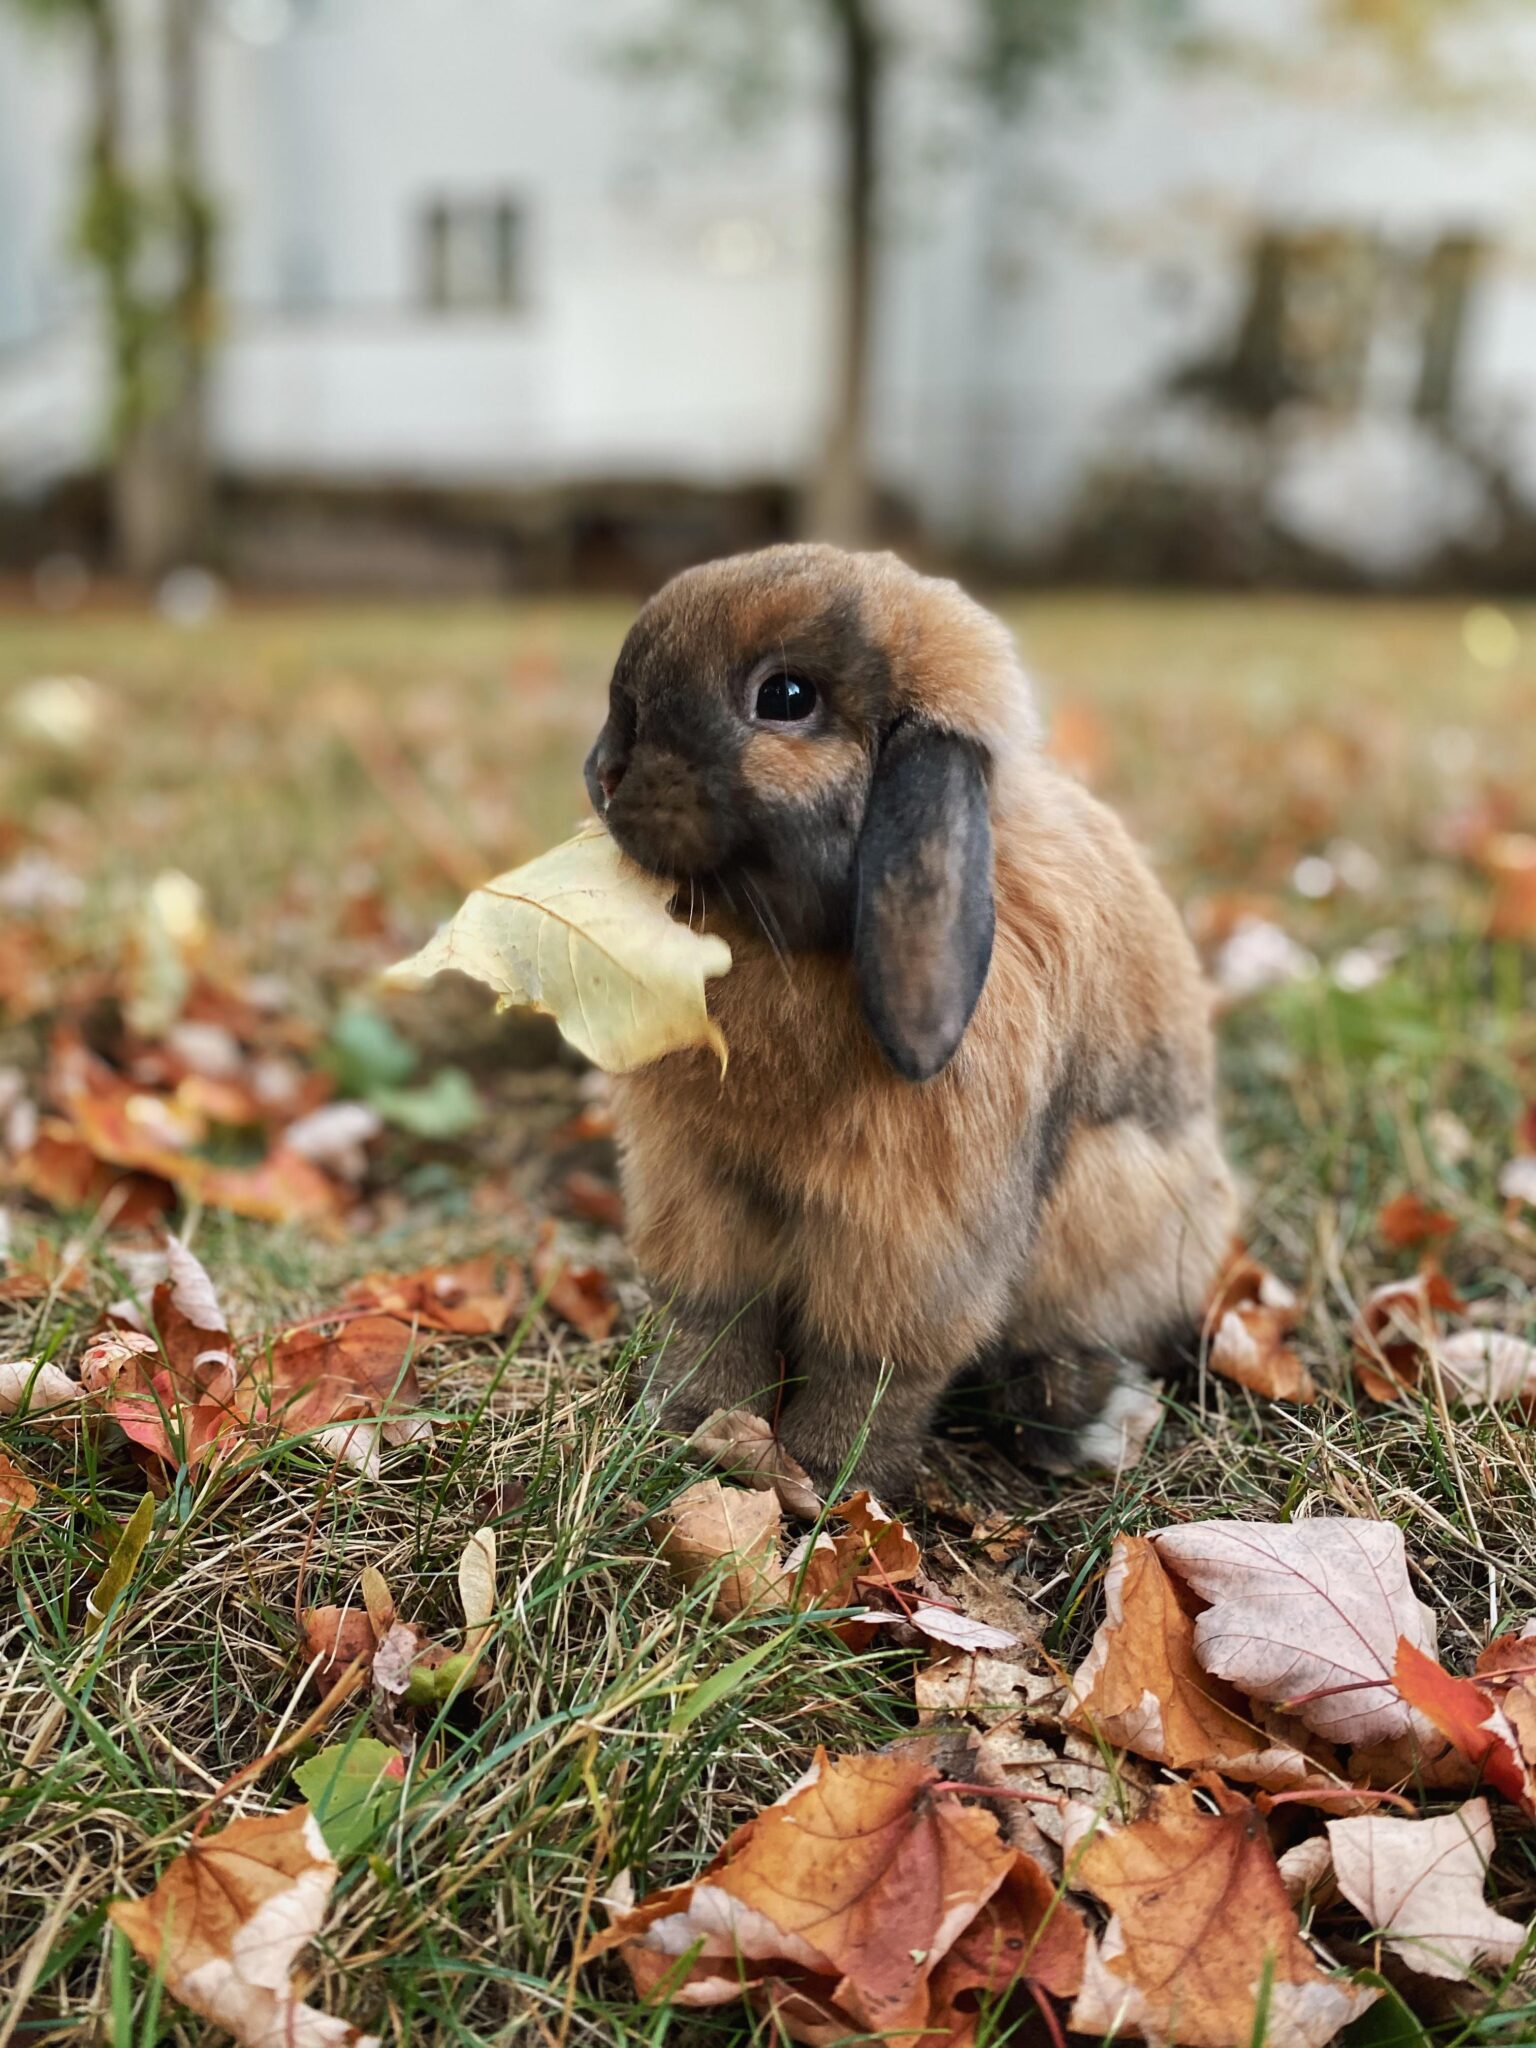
[2,593,1535,2045]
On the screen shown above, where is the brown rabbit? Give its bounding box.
[584,544,1236,1496]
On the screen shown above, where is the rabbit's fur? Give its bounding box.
[584,544,1236,1494]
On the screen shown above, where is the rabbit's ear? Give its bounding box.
[854,720,994,1081]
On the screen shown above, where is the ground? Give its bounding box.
[2,593,1535,2047]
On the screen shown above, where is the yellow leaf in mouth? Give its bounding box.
[383,828,732,1074]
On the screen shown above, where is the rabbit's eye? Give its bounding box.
[754,673,817,723]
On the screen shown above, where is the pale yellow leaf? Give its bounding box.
[458,1527,497,1657]
[384,829,732,1074]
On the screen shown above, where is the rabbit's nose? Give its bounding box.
[598,761,626,805]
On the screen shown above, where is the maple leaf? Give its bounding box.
[593,1752,1019,2036]
[1068,1536,1342,1791]
[384,827,733,1073]
[1068,1783,1379,2048]
[1328,1798,1526,1983]
[261,1316,431,1479]
[783,1490,922,1612]
[649,1479,785,1620]
[1393,1638,1536,1814]
[1152,1519,1437,1747]
[687,1407,822,1519]
[345,1257,523,1337]
[109,1805,378,2047]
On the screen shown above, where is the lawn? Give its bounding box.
[2,592,1536,2046]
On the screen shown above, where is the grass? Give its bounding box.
[2,591,1536,2045]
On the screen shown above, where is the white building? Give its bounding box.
[4,0,1536,579]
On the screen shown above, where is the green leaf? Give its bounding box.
[371,1066,483,1139]
[86,1494,155,1632]
[324,1002,419,1096]
[293,1737,405,1860]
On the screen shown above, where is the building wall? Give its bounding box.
[5,0,1536,573]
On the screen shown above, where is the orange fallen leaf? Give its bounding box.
[0,1450,37,1545]
[593,1752,1019,2036]
[1377,1191,1457,1251]
[532,1222,617,1342]
[110,1805,378,2047]
[1203,1253,1314,1403]
[557,1169,626,1232]
[1352,1267,1467,1403]
[302,1605,378,1692]
[784,1490,922,1612]
[49,1036,343,1226]
[1069,1782,1378,2047]
[1394,1637,1535,1815]
[1068,1536,1339,1791]
[14,1118,172,1226]
[346,1257,524,1337]
[1209,1307,1315,1404]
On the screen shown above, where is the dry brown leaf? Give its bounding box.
[593,1751,1019,2036]
[914,1651,1061,1725]
[109,1806,378,2047]
[1352,1268,1467,1403]
[0,1450,38,1546]
[0,1355,82,1415]
[687,1407,822,1519]
[532,1223,617,1342]
[301,1606,377,1692]
[1069,1535,1341,1790]
[556,1169,626,1232]
[649,1479,784,1619]
[783,1490,921,1611]
[346,1258,524,1337]
[1327,1799,1525,1983]
[1208,1306,1316,1404]
[1068,1783,1379,2048]
[51,1037,343,1226]
[1377,1192,1457,1250]
[1153,1519,1437,1747]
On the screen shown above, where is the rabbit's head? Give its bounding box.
[585,544,1039,1079]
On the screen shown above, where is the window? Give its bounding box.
[421,197,525,312]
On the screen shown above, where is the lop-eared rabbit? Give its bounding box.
[584,544,1236,1496]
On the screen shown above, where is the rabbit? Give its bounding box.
[583,543,1237,1498]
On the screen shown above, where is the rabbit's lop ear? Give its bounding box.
[854,720,995,1082]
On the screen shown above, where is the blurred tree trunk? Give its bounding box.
[807,0,881,547]
[113,0,214,576]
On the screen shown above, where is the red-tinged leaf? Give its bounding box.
[346,1258,524,1337]
[1377,1192,1458,1250]
[107,1369,243,1471]
[1393,1637,1534,1813]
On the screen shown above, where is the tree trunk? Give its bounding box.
[808,0,880,547]
[93,0,212,578]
